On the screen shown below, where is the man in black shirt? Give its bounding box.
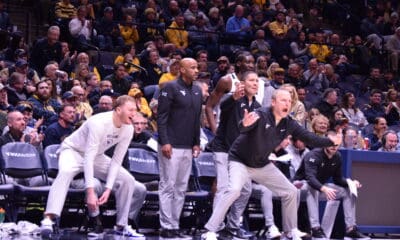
[202,89,341,240]
[207,71,260,239]
[157,58,202,238]
[294,131,370,240]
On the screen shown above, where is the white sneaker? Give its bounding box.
[201,231,218,240]
[285,228,310,240]
[266,225,282,239]
[114,225,145,238]
[40,218,54,237]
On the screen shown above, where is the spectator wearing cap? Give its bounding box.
[269,11,288,38]
[210,56,230,92]
[61,91,78,107]
[262,67,285,107]
[184,0,209,27]
[68,5,93,52]
[0,59,40,91]
[6,72,32,107]
[27,81,61,127]
[30,26,62,76]
[386,27,400,74]
[94,7,124,51]
[165,14,190,55]
[42,104,76,148]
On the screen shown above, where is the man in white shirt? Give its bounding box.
[40,95,146,238]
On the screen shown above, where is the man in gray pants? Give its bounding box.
[40,95,146,238]
[202,89,342,240]
[157,58,203,238]
[207,71,261,239]
[294,131,370,240]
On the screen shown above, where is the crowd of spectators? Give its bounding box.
[0,0,397,159]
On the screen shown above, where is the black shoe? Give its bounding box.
[87,216,103,237]
[311,227,327,239]
[217,228,233,239]
[344,226,371,240]
[160,229,177,238]
[227,227,253,239]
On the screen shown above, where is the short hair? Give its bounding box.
[271,89,290,100]
[48,25,60,34]
[370,89,382,96]
[8,72,23,86]
[58,103,75,114]
[114,95,135,109]
[241,71,258,81]
[322,88,337,99]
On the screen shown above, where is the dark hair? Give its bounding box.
[341,92,358,112]
[58,103,75,114]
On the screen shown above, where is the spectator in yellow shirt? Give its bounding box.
[309,32,331,62]
[119,14,139,46]
[165,15,189,54]
[128,83,152,117]
[159,59,180,88]
[269,11,288,38]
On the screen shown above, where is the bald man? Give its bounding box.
[157,58,203,238]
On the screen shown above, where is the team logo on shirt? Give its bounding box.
[240,103,246,108]
[265,124,270,129]
[309,158,315,163]
[180,90,186,96]
[161,91,168,97]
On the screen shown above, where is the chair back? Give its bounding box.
[1,142,44,179]
[43,144,61,178]
[127,148,159,182]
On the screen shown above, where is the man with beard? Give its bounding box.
[42,104,76,148]
[294,131,370,240]
[205,52,264,134]
[27,81,61,127]
[210,56,230,92]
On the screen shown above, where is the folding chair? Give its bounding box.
[1,142,51,221]
[187,152,216,233]
[127,148,160,229]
